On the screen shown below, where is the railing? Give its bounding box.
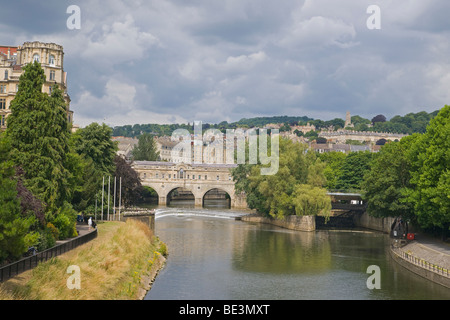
[0,228,98,282]
[391,246,450,278]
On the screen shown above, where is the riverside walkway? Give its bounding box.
[391,234,450,289]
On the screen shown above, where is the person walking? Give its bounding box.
[88,217,92,231]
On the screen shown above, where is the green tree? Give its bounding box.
[237,138,329,220]
[335,151,373,191]
[131,133,160,161]
[318,151,347,190]
[6,62,72,216]
[114,155,144,207]
[362,138,414,219]
[72,122,117,175]
[0,135,39,263]
[405,106,450,235]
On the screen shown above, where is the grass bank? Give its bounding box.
[0,219,167,300]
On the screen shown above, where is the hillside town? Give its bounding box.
[113,110,408,162]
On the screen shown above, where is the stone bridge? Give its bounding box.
[131,161,248,209]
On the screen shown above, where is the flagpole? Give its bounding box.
[119,176,122,221]
[108,176,111,221]
[113,176,117,221]
[101,176,104,221]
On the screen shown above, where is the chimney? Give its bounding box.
[7,48,10,59]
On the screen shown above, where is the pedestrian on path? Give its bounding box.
[88,217,92,231]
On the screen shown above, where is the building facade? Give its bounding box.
[0,41,73,131]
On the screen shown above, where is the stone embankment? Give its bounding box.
[241,213,315,232]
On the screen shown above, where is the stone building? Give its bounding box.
[0,41,73,131]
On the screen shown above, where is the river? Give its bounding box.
[144,200,450,300]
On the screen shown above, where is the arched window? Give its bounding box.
[33,54,40,63]
[49,54,55,66]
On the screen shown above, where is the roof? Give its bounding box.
[0,46,18,56]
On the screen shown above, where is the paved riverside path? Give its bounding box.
[397,234,450,270]
[55,222,96,245]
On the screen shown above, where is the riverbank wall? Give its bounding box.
[241,212,394,233]
[241,214,315,232]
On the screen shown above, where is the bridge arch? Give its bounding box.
[202,188,232,208]
[166,186,195,206]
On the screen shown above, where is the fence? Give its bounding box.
[391,246,450,278]
[0,228,98,283]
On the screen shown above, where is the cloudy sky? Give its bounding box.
[1,0,449,127]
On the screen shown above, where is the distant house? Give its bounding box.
[112,137,138,160]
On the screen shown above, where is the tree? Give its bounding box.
[72,122,117,176]
[371,114,386,124]
[6,61,72,216]
[362,137,414,219]
[131,133,160,161]
[335,151,373,191]
[318,151,347,190]
[236,138,329,220]
[405,105,450,236]
[292,184,331,217]
[0,134,39,263]
[114,155,144,207]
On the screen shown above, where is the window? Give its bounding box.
[216,175,220,181]
[198,175,201,180]
[33,54,40,63]
[0,85,6,93]
[4,70,8,80]
[0,99,6,110]
[49,70,55,81]
[49,55,55,66]
[205,175,207,180]
[0,115,5,127]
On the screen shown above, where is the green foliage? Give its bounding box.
[233,138,330,220]
[362,138,414,218]
[317,151,347,190]
[52,203,78,240]
[404,106,450,231]
[0,135,39,263]
[335,151,374,191]
[361,105,449,238]
[292,184,331,218]
[6,62,72,213]
[72,122,117,176]
[131,133,160,161]
[114,155,143,207]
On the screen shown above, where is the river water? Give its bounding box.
[144,201,450,300]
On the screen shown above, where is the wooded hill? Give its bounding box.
[111,110,440,137]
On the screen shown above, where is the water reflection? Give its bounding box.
[145,206,450,300]
[233,225,332,274]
